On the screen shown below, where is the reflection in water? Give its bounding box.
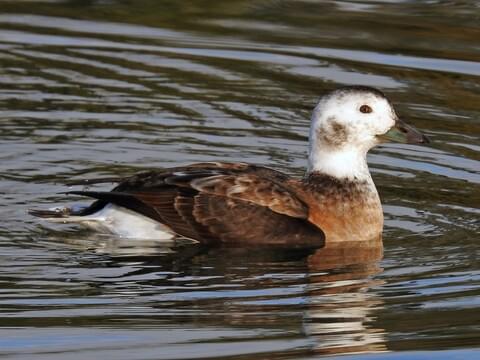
[305,240,386,356]
[50,232,388,357]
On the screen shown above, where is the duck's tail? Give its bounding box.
[28,207,72,219]
[28,207,96,223]
[28,176,125,221]
[28,201,104,223]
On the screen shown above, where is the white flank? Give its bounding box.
[47,204,176,241]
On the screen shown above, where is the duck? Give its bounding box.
[29,86,429,247]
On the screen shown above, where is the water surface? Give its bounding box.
[0,1,479,359]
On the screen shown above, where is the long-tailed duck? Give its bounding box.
[29,86,429,247]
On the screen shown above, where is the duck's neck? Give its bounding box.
[307,146,374,184]
[304,148,383,243]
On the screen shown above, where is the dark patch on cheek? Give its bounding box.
[317,117,348,147]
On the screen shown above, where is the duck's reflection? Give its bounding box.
[43,230,386,357]
[304,238,387,356]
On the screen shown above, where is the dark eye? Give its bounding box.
[359,105,372,114]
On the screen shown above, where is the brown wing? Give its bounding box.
[69,162,325,247]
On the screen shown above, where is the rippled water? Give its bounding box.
[0,1,479,359]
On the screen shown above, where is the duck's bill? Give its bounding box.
[379,119,430,144]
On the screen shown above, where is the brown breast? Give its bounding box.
[289,173,383,243]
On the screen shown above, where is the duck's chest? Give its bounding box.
[295,175,383,242]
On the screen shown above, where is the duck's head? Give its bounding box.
[308,86,429,179]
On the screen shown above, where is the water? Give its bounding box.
[0,1,479,359]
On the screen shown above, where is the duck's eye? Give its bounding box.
[359,105,372,114]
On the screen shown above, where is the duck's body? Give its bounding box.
[29,86,428,246]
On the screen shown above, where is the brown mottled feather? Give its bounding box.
[189,174,308,218]
[193,194,324,247]
[133,188,214,242]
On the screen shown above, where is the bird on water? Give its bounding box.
[29,86,429,247]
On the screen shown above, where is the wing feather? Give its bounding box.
[192,194,323,247]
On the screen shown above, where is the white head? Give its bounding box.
[307,86,428,181]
